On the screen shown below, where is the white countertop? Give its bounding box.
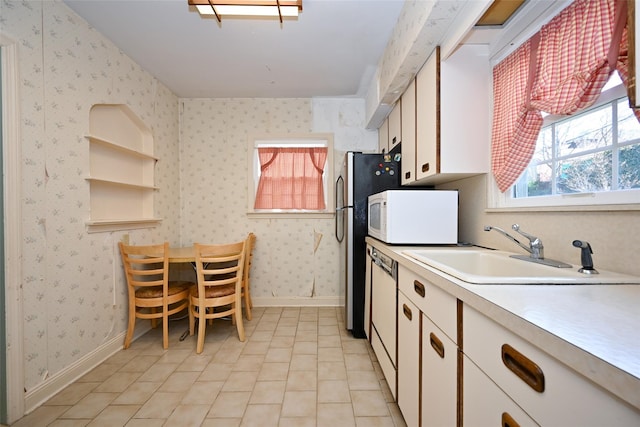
[366,238,640,411]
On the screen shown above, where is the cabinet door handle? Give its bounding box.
[405,171,411,180]
[501,344,545,393]
[421,162,430,172]
[392,136,397,144]
[501,412,521,427]
[413,280,425,298]
[402,304,412,321]
[429,332,445,358]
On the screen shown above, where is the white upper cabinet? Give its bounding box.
[378,117,389,154]
[411,44,491,185]
[400,79,416,185]
[388,101,402,152]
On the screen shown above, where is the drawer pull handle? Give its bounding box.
[501,344,545,393]
[403,304,412,321]
[413,280,425,298]
[430,332,445,358]
[501,412,520,427]
[405,171,411,180]
[421,162,430,172]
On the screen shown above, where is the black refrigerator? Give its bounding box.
[335,150,401,338]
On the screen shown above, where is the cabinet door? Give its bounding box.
[388,102,402,151]
[415,47,439,180]
[397,291,420,427]
[439,44,490,175]
[378,118,389,154]
[464,355,540,427]
[422,314,457,427]
[401,79,417,185]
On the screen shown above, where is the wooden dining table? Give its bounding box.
[168,246,196,263]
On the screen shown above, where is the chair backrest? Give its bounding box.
[194,241,246,291]
[119,242,169,290]
[243,233,256,283]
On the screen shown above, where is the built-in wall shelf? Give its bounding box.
[86,135,159,161]
[85,177,159,191]
[86,104,161,233]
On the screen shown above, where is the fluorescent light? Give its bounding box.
[191,0,302,21]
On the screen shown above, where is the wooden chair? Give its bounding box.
[119,242,190,350]
[189,241,246,354]
[241,233,256,320]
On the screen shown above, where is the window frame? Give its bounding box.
[247,133,335,218]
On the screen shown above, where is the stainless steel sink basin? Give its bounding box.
[403,248,640,284]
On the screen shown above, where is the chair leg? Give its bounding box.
[162,309,169,350]
[123,303,136,349]
[196,309,206,354]
[189,302,196,336]
[243,287,252,321]
[235,298,246,342]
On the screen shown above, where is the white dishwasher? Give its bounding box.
[370,247,397,398]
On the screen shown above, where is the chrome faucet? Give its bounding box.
[483,224,571,268]
[484,224,543,259]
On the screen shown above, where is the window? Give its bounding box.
[247,134,334,218]
[488,0,640,210]
[491,74,640,209]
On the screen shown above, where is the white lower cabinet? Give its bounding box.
[422,314,457,427]
[397,266,458,427]
[464,354,540,427]
[464,305,640,427]
[397,291,420,427]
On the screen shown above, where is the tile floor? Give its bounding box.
[11,306,407,427]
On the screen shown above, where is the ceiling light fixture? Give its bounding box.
[188,0,303,24]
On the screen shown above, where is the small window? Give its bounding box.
[490,74,640,210]
[247,134,334,218]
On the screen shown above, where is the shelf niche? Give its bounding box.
[86,104,161,233]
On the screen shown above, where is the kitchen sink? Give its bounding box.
[402,248,640,284]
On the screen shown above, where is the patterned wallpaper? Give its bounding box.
[4,0,377,396]
[179,98,377,302]
[3,0,181,392]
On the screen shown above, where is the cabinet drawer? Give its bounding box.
[464,355,539,427]
[422,313,457,427]
[463,305,640,426]
[398,265,457,342]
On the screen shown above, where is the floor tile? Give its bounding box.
[134,391,184,419]
[207,391,251,418]
[181,380,224,405]
[86,404,139,427]
[112,381,162,405]
[281,390,317,418]
[240,404,281,426]
[249,381,286,404]
[163,404,209,427]
[317,402,356,427]
[61,393,119,419]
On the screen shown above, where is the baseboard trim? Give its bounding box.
[24,331,128,414]
[252,296,341,307]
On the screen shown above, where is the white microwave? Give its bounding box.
[368,190,458,244]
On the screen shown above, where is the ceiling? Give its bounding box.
[63,0,405,99]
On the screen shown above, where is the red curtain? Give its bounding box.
[254,147,328,210]
[491,0,628,192]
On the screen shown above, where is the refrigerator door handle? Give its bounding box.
[335,176,345,242]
